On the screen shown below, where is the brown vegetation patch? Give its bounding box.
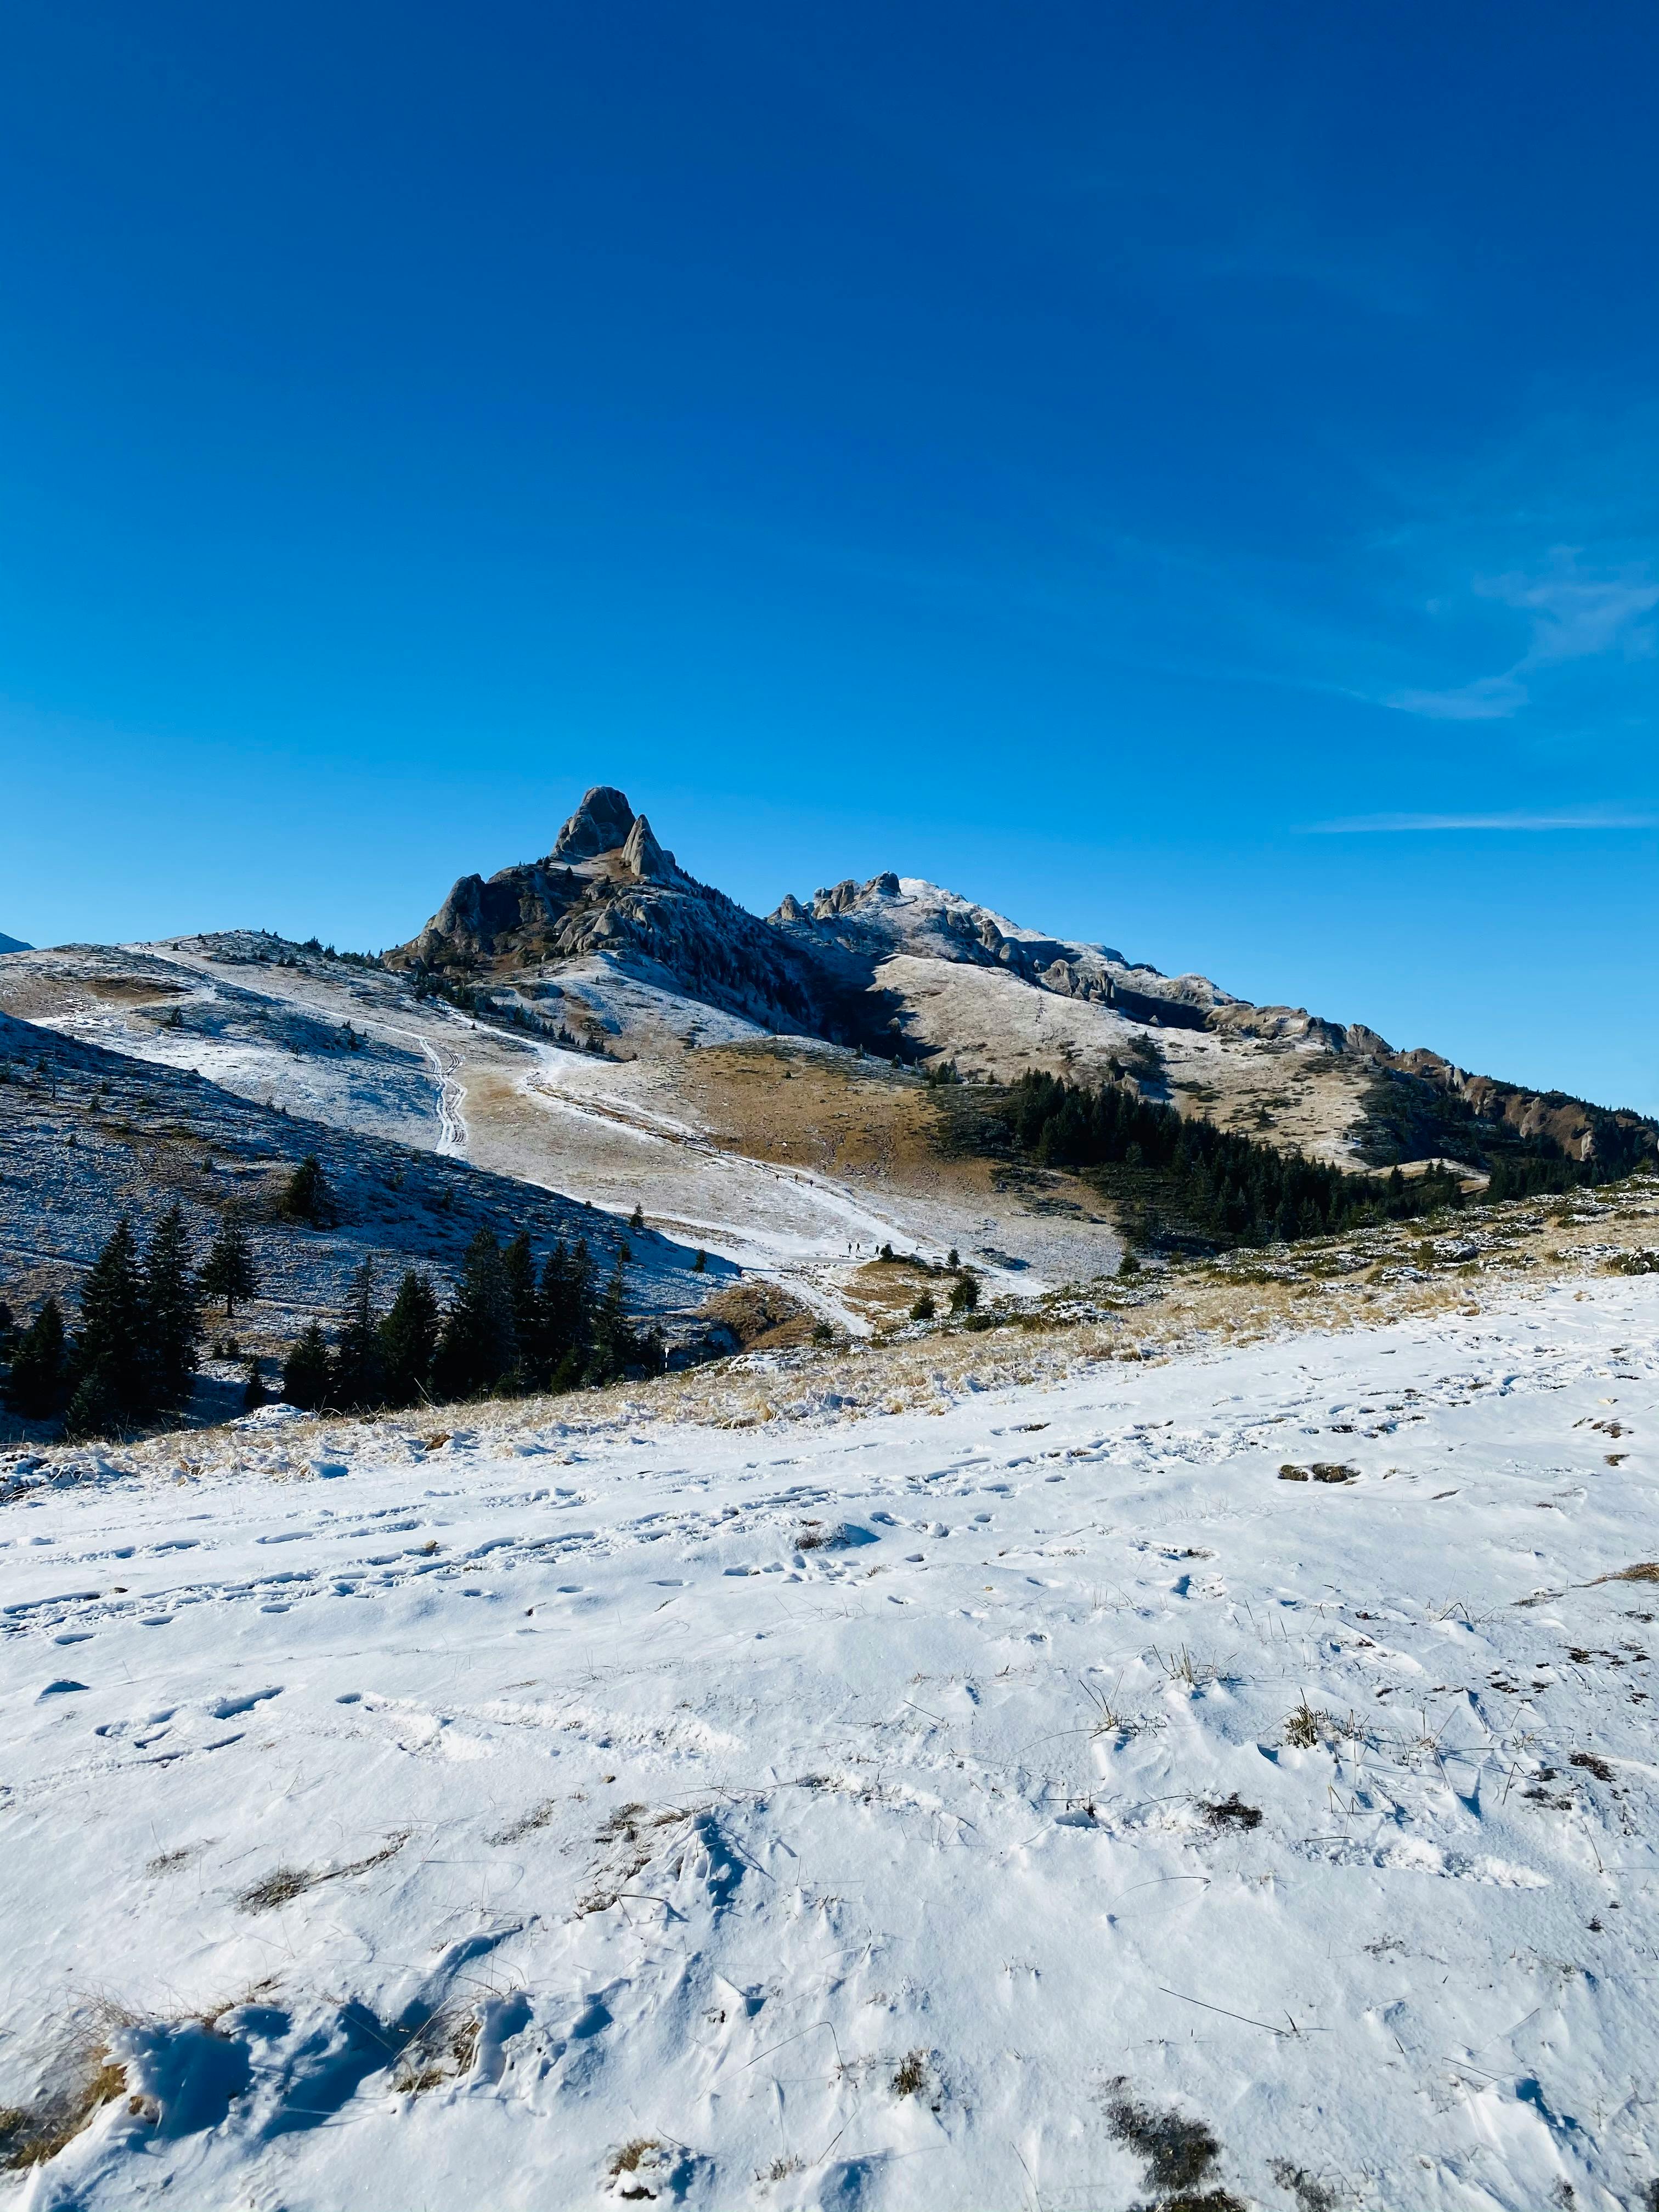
[697,1280,819,1351]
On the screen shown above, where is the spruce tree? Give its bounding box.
[278,1154,331,1226]
[435,1231,519,1400]
[502,1233,539,1382]
[5,1296,66,1418]
[329,1260,383,1410]
[539,1238,593,1378]
[72,1218,150,1422]
[64,1364,120,1442]
[583,1261,631,1387]
[242,1357,266,1412]
[144,1202,201,1409]
[378,1271,439,1407]
[283,1322,331,1409]
[200,1218,258,1317]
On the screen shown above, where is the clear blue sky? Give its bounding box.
[3,2,1656,1111]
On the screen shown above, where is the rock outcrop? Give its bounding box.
[388,789,884,1041]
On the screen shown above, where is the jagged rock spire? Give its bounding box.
[620,813,675,881]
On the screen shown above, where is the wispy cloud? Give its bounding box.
[1387,549,1659,720]
[1302,806,1659,834]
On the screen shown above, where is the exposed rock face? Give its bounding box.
[552,786,636,861]
[771,872,1228,1030]
[388,789,885,1041]
[620,814,674,881]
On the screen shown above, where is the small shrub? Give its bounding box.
[277,1154,332,1226]
[910,1291,936,1322]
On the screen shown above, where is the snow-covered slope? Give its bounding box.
[3,1273,1657,2209]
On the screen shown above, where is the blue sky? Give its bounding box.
[3,1,1656,1111]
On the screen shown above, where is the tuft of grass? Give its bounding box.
[1268,2160,1345,2212]
[488,1799,559,1845]
[890,2049,928,2097]
[238,1865,312,1912]
[606,2136,685,2200]
[394,2006,481,2094]
[1151,1645,1234,1689]
[1284,1698,1339,1750]
[238,1832,408,1912]
[1201,1793,1263,1832]
[1101,2077,1242,2208]
[0,2041,129,2172]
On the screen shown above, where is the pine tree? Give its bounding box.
[200,1218,258,1317]
[628,1203,645,1232]
[583,1261,631,1387]
[278,1154,331,1226]
[4,1296,66,1418]
[434,1231,519,1400]
[329,1260,383,1410]
[72,1217,150,1421]
[282,1322,331,1410]
[539,1238,594,1379]
[144,1202,201,1409]
[378,1271,439,1407]
[64,1364,120,1441]
[242,1357,266,1412]
[501,1233,539,1381]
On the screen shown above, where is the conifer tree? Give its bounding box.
[282,1322,331,1410]
[4,1296,66,1418]
[435,1230,519,1400]
[144,1202,201,1410]
[379,1271,439,1407]
[539,1238,593,1381]
[329,1260,383,1410]
[200,1218,258,1317]
[278,1154,331,1226]
[242,1357,266,1412]
[64,1364,120,1442]
[72,1217,150,1421]
[501,1233,539,1380]
[583,1261,631,1387]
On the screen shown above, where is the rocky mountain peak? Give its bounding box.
[551,786,636,862]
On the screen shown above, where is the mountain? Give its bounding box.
[1,785,1652,1352]
[0,933,32,955]
[397,787,1657,1178]
[388,785,889,1046]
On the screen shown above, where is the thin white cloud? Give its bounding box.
[1387,550,1658,720]
[1302,807,1659,834]
[1386,672,1529,721]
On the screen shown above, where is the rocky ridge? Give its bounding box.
[393,789,1657,1175]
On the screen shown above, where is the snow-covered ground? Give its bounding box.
[3,1276,1657,2209]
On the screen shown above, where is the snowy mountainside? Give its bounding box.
[0,1005,725,1418]
[0,936,1134,1319]
[2,1272,1656,2208]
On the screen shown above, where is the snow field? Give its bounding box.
[1,1279,1656,2209]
